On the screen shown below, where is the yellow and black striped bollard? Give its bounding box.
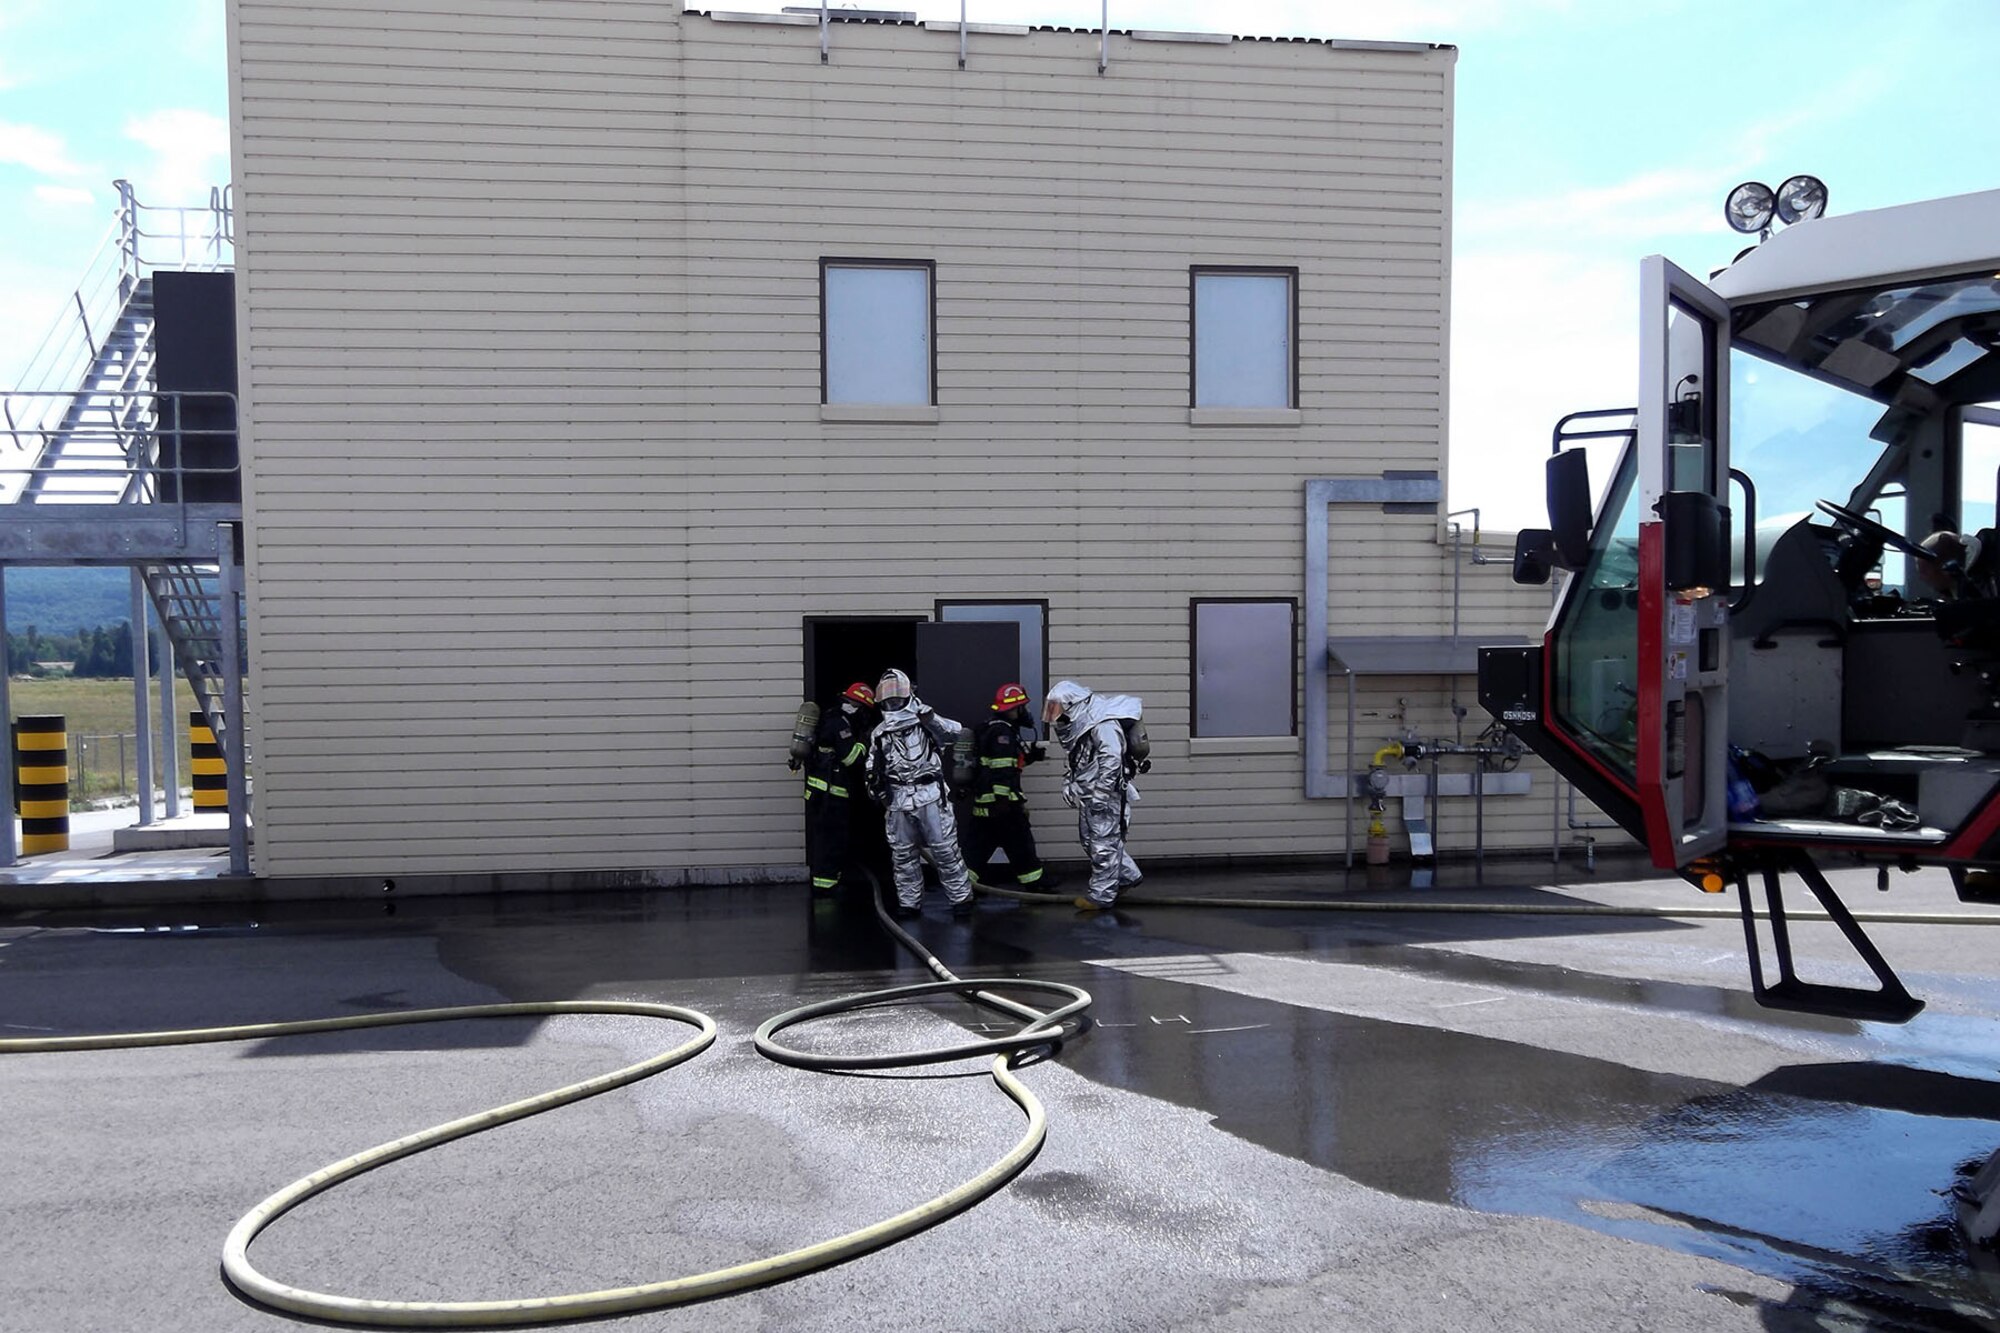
[14,714,69,854]
[191,710,227,811]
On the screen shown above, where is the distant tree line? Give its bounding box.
[6,622,135,678]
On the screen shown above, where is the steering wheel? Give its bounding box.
[1815,500,1939,563]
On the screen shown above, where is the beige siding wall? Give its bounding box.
[229,4,1609,880]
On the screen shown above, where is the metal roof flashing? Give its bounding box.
[683,9,1447,51]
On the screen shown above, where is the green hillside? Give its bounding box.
[4,566,135,635]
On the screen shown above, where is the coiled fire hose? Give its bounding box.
[0,878,1092,1328]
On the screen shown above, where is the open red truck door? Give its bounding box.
[1635,256,1732,869]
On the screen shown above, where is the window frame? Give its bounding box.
[819,257,938,407]
[1189,596,1300,739]
[935,598,1051,739]
[1189,265,1299,410]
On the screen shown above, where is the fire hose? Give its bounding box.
[0,876,1091,1327]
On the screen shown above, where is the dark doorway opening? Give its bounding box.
[152,269,241,504]
[804,617,923,883]
[801,616,1024,888]
[804,617,922,713]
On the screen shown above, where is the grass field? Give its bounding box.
[9,676,204,803]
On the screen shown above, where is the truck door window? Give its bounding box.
[1551,447,1642,782]
[1731,347,1897,583]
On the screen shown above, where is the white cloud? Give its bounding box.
[123,108,230,205]
[1449,247,1638,530]
[0,0,46,93]
[0,121,87,179]
[31,183,94,207]
[1463,167,1734,247]
[0,255,81,386]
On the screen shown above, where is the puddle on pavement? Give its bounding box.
[1057,965,2000,1327]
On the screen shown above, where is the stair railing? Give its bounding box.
[1,388,238,514]
[4,180,232,463]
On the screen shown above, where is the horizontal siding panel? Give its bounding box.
[231,3,1492,878]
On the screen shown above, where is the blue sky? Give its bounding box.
[2,0,1995,528]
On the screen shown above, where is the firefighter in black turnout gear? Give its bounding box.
[802,681,876,894]
[964,683,1056,892]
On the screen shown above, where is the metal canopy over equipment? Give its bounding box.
[1327,635,1530,677]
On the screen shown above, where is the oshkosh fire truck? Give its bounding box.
[1480,187,2000,1023]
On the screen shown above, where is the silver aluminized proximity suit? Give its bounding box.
[865,697,973,909]
[1045,680,1142,907]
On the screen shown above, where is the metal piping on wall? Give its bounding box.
[1304,474,1444,799]
[1390,731,1525,863]
[1558,779,1621,870]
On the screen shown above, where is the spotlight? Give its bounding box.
[1726,181,1777,234]
[1775,174,1828,224]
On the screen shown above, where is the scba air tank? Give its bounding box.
[951,731,977,789]
[789,702,821,763]
[1122,718,1152,774]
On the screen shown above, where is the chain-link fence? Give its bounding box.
[70,733,133,802]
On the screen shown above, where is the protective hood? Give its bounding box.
[873,695,929,735]
[1045,680,1142,743]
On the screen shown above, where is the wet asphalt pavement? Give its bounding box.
[5,858,2000,1331]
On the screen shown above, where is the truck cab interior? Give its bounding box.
[1552,269,2000,848]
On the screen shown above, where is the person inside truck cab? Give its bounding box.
[1916,529,2000,601]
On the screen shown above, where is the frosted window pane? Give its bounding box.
[826,266,930,404]
[1194,600,1294,737]
[1194,273,1292,408]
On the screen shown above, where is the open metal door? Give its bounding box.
[1636,256,1732,869]
[913,621,1020,731]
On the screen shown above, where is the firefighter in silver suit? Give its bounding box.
[1043,679,1144,910]
[865,668,975,918]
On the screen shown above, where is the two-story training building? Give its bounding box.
[211,2,1560,890]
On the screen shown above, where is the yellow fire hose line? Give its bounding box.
[975,882,2000,927]
[0,887,1093,1329]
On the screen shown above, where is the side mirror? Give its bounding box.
[1548,449,1593,567]
[1659,491,1732,592]
[1511,529,1555,585]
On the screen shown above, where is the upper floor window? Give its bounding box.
[822,259,934,406]
[1191,267,1296,409]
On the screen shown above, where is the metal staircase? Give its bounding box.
[1,181,245,797]
[142,563,236,751]
[13,276,155,503]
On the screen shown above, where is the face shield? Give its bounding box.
[1043,682,1088,743]
[875,668,913,713]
